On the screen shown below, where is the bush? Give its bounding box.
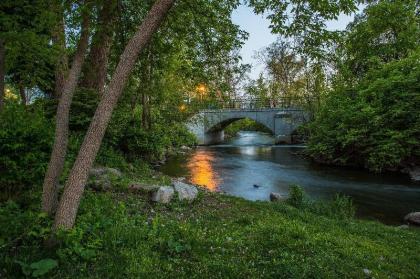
[308,50,420,171]
[0,104,53,198]
[287,185,306,208]
[287,185,355,219]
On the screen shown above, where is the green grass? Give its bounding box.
[2,186,419,278]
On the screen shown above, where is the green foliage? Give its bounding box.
[249,0,361,58]
[16,258,58,278]
[312,194,355,220]
[69,89,100,133]
[1,189,419,278]
[287,185,355,220]
[0,104,53,198]
[287,185,306,208]
[308,50,420,171]
[308,0,420,172]
[224,118,272,137]
[344,0,420,78]
[1,0,57,94]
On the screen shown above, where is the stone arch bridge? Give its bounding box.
[187,104,308,145]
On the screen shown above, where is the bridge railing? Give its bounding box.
[209,97,307,110]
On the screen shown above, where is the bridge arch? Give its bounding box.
[187,108,307,145]
[206,116,274,135]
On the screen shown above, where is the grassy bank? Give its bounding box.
[1,173,420,278]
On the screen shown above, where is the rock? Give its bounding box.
[404,212,420,226]
[408,167,420,182]
[171,177,187,183]
[180,145,192,151]
[128,183,160,194]
[151,186,174,204]
[363,269,371,276]
[270,192,285,202]
[173,181,198,201]
[90,167,122,178]
[88,167,122,191]
[397,225,410,229]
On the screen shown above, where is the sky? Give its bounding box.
[231,5,361,79]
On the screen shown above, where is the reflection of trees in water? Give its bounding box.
[187,150,220,191]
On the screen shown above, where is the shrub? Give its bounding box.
[308,50,420,171]
[287,185,355,219]
[0,104,53,198]
[287,185,306,208]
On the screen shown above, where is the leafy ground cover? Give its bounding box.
[1,176,419,278]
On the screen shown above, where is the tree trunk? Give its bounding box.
[81,0,117,95]
[53,0,175,230]
[0,39,5,111]
[19,84,26,105]
[141,91,148,129]
[52,5,68,100]
[41,12,91,215]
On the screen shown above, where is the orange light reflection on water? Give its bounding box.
[187,150,220,191]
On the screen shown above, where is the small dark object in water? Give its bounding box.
[253,184,261,188]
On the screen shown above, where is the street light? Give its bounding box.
[196,83,207,102]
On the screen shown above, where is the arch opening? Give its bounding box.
[206,117,274,135]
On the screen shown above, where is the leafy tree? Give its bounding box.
[342,0,420,79]
[0,0,56,102]
[248,0,362,58]
[308,50,420,171]
[308,0,420,172]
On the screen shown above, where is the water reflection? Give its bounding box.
[160,131,420,224]
[187,149,220,191]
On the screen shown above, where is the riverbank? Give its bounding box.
[1,167,420,278]
[160,136,420,225]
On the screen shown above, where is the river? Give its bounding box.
[160,131,420,225]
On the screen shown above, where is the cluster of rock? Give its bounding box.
[87,167,199,203]
[129,180,199,204]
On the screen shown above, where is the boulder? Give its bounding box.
[128,183,160,194]
[363,269,371,276]
[90,167,122,178]
[180,145,192,151]
[408,167,420,182]
[404,212,420,226]
[88,167,122,191]
[173,181,198,201]
[151,186,174,204]
[397,225,410,229]
[171,177,188,184]
[270,192,285,202]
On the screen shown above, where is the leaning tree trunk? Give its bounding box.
[41,13,91,215]
[0,39,5,111]
[53,0,175,230]
[52,7,68,100]
[81,0,117,95]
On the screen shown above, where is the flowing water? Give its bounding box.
[160,131,420,225]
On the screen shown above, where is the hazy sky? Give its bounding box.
[232,5,360,79]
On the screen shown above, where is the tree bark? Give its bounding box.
[53,0,175,230]
[52,6,68,100]
[19,84,26,105]
[41,12,91,215]
[0,39,5,111]
[81,0,117,95]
